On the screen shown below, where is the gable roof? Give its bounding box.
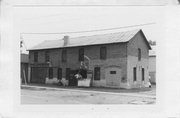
[28,29,151,50]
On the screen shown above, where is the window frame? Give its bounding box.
[49,67,53,79]
[34,51,38,62]
[138,48,141,61]
[100,46,107,60]
[79,48,84,62]
[57,68,62,80]
[133,67,137,81]
[62,49,67,62]
[66,68,70,80]
[94,67,100,80]
[142,68,145,81]
[45,50,50,62]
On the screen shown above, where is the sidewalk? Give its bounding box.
[21,83,156,98]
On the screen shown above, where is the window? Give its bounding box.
[66,68,70,80]
[100,47,107,60]
[79,48,84,61]
[110,71,116,74]
[133,67,137,81]
[45,51,50,62]
[49,68,53,79]
[34,52,38,62]
[62,49,67,62]
[142,68,145,81]
[138,48,141,61]
[94,67,100,80]
[58,68,62,80]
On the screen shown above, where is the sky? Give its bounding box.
[14,6,164,54]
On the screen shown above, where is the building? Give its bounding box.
[21,53,29,84]
[149,46,156,84]
[28,29,151,89]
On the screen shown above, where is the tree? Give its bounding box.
[20,40,23,48]
[148,40,156,46]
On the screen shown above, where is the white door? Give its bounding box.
[105,67,121,87]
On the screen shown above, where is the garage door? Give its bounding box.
[105,67,121,87]
[30,67,47,84]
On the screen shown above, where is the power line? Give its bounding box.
[20,22,155,35]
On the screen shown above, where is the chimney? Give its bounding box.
[62,35,69,46]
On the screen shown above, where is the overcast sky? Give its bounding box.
[15,6,164,53]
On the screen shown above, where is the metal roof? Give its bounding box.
[28,29,149,50]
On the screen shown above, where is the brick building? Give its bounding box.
[149,46,156,84]
[28,29,151,89]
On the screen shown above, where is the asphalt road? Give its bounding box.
[21,86,156,104]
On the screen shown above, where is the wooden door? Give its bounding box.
[31,67,47,84]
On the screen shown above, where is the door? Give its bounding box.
[31,67,47,84]
[105,67,121,87]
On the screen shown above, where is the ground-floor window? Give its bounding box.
[142,68,145,81]
[94,67,100,80]
[58,68,62,80]
[66,68,70,80]
[133,67,136,81]
[49,67,53,79]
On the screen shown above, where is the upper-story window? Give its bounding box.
[138,48,141,61]
[34,51,38,62]
[45,51,50,62]
[79,48,84,61]
[100,47,107,60]
[62,49,67,62]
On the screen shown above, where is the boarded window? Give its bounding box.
[138,48,141,61]
[142,68,145,81]
[49,68,53,79]
[110,71,116,74]
[62,49,67,62]
[45,51,50,62]
[34,52,38,62]
[66,68,70,80]
[94,67,100,80]
[100,47,107,60]
[133,67,137,81]
[79,48,84,61]
[58,68,62,80]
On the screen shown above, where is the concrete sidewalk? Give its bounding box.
[21,84,156,99]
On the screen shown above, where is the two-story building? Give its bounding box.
[28,29,151,89]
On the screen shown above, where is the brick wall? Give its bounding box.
[29,43,128,86]
[127,31,150,88]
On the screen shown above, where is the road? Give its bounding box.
[21,86,156,104]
